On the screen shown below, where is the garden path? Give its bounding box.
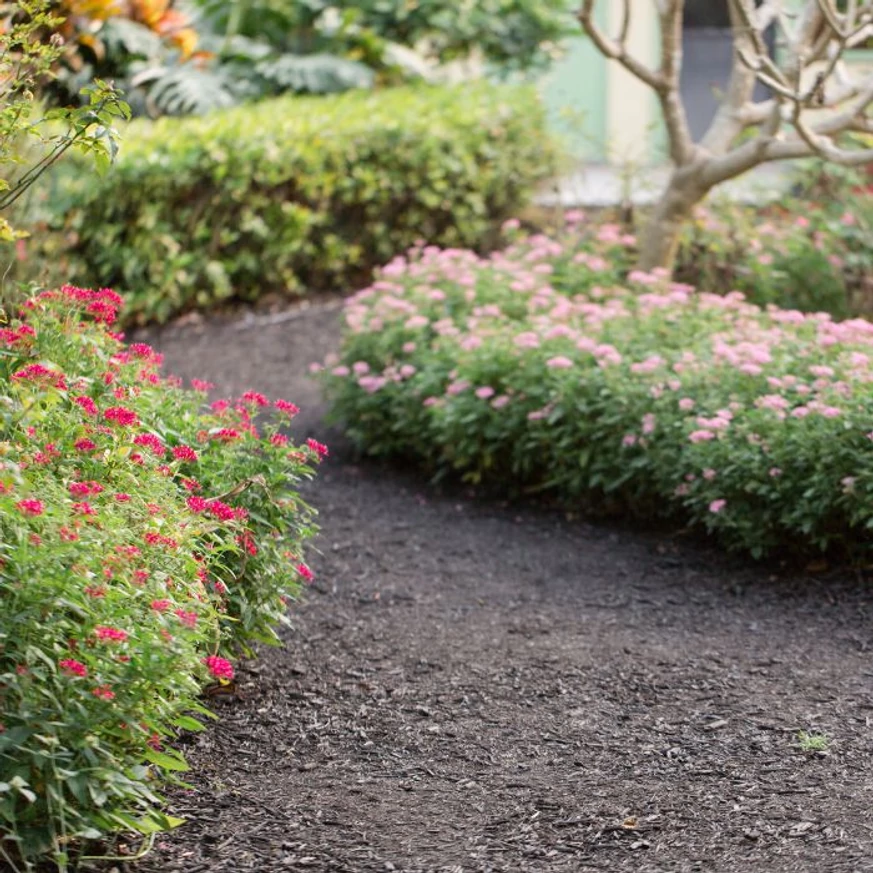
[134,300,873,873]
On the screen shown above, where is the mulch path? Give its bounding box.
[128,300,873,873]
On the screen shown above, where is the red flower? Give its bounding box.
[270,433,289,447]
[150,599,171,612]
[114,493,132,502]
[274,399,300,417]
[16,499,44,516]
[74,438,97,453]
[207,500,235,522]
[186,496,209,513]
[174,609,198,628]
[133,433,166,456]
[92,685,115,700]
[182,478,201,492]
[203,655,234,680]
[60,658,88,677]
[212,428,241,442]
[94,626,127,643]
[241,391,269,407]
[73,396,98,416]
[104,406,139,427]
[306,438,329,459]
[296,562,314,582]
[72,501,97,516]
[172,445,198,462]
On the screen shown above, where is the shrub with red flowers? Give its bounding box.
[0,286,321,870]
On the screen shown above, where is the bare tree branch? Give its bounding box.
[577,0,664,91]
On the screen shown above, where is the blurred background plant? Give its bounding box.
[41,0,572,118]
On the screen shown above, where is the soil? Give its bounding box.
[126,300,873,873]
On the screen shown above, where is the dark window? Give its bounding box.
[684,1,731,29]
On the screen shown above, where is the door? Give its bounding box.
[681,0,771,141]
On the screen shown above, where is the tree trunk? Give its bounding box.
[637,170,709,274]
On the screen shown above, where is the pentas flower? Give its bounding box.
[16,499,45,516]
[241,391,269,407]
[74,438,97,452]
[59,658,87,677]
[73,396,98,416]
[174,609,198,628]
[306,438,329,459]
[72,502,97,516]
[212,428,242,442]
[69,481,103,498]
[296,562,314,582]
[114,493,132,502]
[270,433,289,447]
[203,655,234,681]
[274,399,300,417]
[150,599,171,612]
[190,379,214,392]
[186,496,209,513]
[92,685,115,700]
[172,445,198,462]
[12,363,65,387]
[104,406,139,427]
[133,433,166,457]
[94,626,127,643]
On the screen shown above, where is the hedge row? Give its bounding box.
[49,83,556,325]
[0,287,321,869]
[322,219,873,560]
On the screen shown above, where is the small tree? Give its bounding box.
[579,0,873,272]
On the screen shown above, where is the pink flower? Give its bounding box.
[491,395,510,409]
[703,469,717,481]
[104,406,139,427]
[709,499,727,514]
[60,658,87,677]
[74,438,97,452]
[150,599,171,612]
[689,430,716,443]
[203,655,234,681]
[622,434,637,447]
[641,413,656,435]
[546,356,574,370]
[296,562,314,582]
[92,685,115,700]
[190,379,214,392]
[769,467,782,478]
[16,499,44,516]
[679,398,695,412]
[475,386,495,400]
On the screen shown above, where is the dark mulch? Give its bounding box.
[126,301,873,873]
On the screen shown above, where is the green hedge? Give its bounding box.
[53,83,557,324]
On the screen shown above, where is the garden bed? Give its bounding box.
[127,299,873,873]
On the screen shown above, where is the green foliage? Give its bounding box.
[0,286,320,870]
[41,83,556,325]
[323,217,873,561]
[675,167,873,319]
[0,0,129,241]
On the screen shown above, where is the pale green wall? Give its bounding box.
[537,4,609,160]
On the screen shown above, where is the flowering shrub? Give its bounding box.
[323,217,873,560]
[676,176,873,318]
[0,287,320,869]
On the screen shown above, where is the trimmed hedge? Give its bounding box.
[52,83,557,324]
[322,220,873,560]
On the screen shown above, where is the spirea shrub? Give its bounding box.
[323,216,873,559]
[0,286,320,870]
[677,192,873,319]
